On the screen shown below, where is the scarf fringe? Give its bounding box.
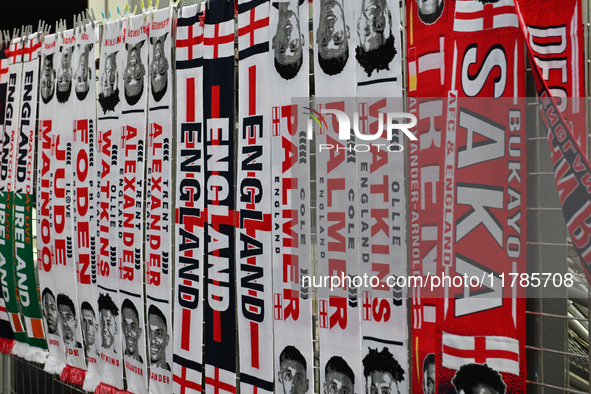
[60,365,86,386]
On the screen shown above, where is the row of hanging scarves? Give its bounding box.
[0,2,583,389]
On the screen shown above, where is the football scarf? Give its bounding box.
[173,4,205,394]
[71,24,102,391]
[96,19,126,394]
[406,0,449,391]
[314,1,361,393]
[119,14,149,394]
[13,32,47,361]
[37,33,67,374]
[0,43,15,354]
[514,1,591,286]
[146,7,174,394]
[353,0,407,392]
[0,36,45,362]
[437,1,527,392]
[203,0,237,392]
[236,0,273,392]
[515,0,586,153]
[269,0,313,393]
[48,28,88,386]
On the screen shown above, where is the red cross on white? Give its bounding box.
[442,332,520,375]
[205,365,236,394]
[177,23,203,62]
[203,20,234,59]
[237,4,269,51]
[454,0,518,32]
[173,365,202,394]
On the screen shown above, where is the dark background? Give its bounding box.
[0,0,88,36]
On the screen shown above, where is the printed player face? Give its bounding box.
[57,49,72,93]
[124,46,145,98]
[325,371,354,394]
[58,304,77,343]
[273,10,304,67]
[40,56,55,100]
[423,363,435,394]
[81,309,97,348]
[103,55,118,97]
[148,313,168,365]
[43,293,58,334]
[122,307,141,355]
[317,0,350,60]
[357,0,391,51]
[100,308,117,349]
[150,40,169,97]
[75,51,90,94]
[459,384,500,394]
[417,0,441,16]
[279,359,308,394]
[367,371,399,394]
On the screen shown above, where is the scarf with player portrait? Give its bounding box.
[436,1,527,392]
[70,23,102,391]
[146,6,174,394]
[202,0,237,392]
[172,4,205,394]
[313,1,362,393]
[96,19,126,394]
[268,2,314,393]
[353,0,408,392]
[37,33,67,375]
[406,0,449,390]
[48,27,92,387]
[236,0,274,392]
[119,14,150,394]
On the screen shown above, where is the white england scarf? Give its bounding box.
[314,0,362,392]
[119,14,149,394]
[269,0,314,392]
[13,33,48,363]
[71,24,102,391]
[37,33,67,375]
[46,28,89,386]
[173,5,205,394]
[146,7,174,394]
[236,0,273,393]
[353,0,408,391]
[96,19,126,393]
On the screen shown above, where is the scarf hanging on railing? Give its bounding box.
[313,0,362,392]
[12,32,47,363]
[436,1,527,392]
[513,0,591,287]
[0,36,44,361]
[37,33,67,375]
[268,1,313,392]
[0,42,15,355]
[236,0,273,392]
[172,4,205,394]
[406,0,449,390]
[96,19,126,394]
[119,14,150,394]
[47,27,89,387]
[70,23,102,391]
[202,0,237,392]
[146,7,174,394]
[353,0,408,391]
